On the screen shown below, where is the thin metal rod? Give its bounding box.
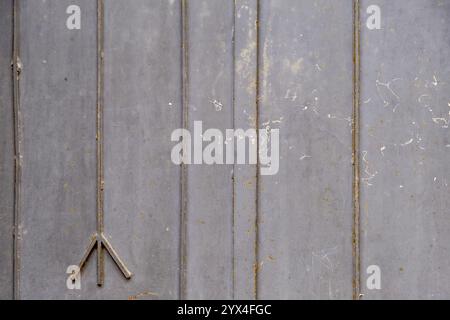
[254,0,260,301]
[96,0,104,234]
[352,0,361,300]
[231,0,236,300]
[179,0,189,300]
[78,0,132,286]
[95,0,105,287]
[12,0,22,301]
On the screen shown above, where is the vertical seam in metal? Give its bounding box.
[352,0,361,300]
[254,0,260,301]
[179,0,189,300]
[12,0,21,301]
[231,0,237,300]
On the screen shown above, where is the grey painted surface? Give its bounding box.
[184,0,235,299]
[0,0,14,301]
[1,0,450,300]
[102,0,181,299]
[18,0,97,299]
[360,0,450,299]
[257,0,354,299]
[233,0,258,300]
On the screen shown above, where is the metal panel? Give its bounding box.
[184,0,235,299]
[360,0,450,299]
[18,0,97,299]
[257,0,354,299]
[102,0,181,299]
[0,0,14,301]
[233,0,258,300]
[3,0,450,300]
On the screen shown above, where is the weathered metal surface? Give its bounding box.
[18,0,97,299]
[102,0,182,299]
[257,0,354,299]
[1,0,450,300]
[233,0,259,300]
[183,0,235,299]
[0,0,14,301]
[360,0,450,299]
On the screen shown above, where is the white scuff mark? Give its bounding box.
[361,150,378,187]
[261,117,283,127]
[285,89,298,101]
[418,94,432,111]
[210,99,223,111]
[243,109,256,127]
[327,113,352,126]
[399,185,404,189]
[375,77,401,112]
[168,102,173,107]
[424,74,445,88]
[418,94,450,128]
[315,63,322,71]
[434,177,437,182]
[299,154,312,161]
[380,146,386,156]
[432,75,438,87]
[312,246,338,271]
[363,98,372,104]
[401,138,414,146]
[272,117,284,124]
[432,117,449,128]
[236,3,249,18]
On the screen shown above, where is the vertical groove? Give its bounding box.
[254,0,260,301]
[231,0,236,300]
[179,0,189,300]
[352,0,361,300]
[12,0,21,301]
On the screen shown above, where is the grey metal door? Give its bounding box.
[1,0,450,299]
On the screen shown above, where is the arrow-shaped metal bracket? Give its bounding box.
[79,232,132,286]
[77,0,132,286]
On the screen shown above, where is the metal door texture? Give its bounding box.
[1,0,450,299]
